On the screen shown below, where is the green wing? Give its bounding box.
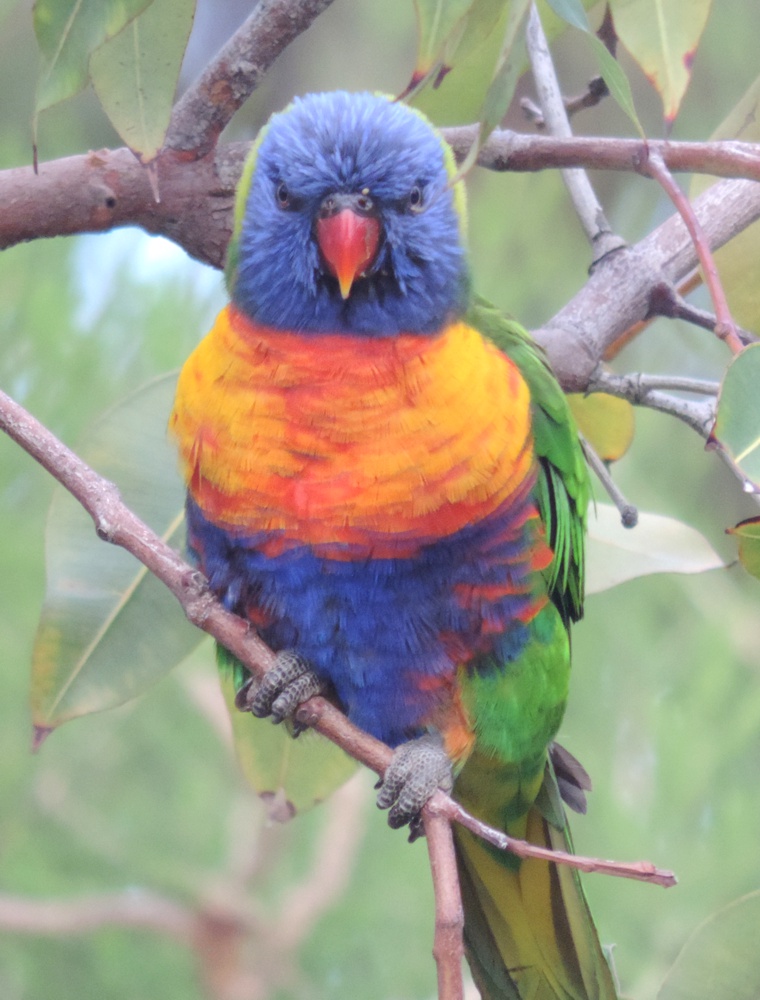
[467,295,590,625]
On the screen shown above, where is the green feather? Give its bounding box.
[453,295,612,998]
[467,294,590,624]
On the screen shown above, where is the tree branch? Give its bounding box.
[3,134,760,269]
[0,889,198,941]
[535,177,760,390]
[581,434,638,528]
[589,371,716,439]
[424,811,465,1000]
[639,150,743,354]
[525,4,622,260]
[2,140,759,397]
[167,0,338,157]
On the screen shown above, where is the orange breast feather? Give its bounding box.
[170,306,535,558]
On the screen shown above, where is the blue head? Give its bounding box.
[227,91,470,336]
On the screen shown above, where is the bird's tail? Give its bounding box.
[453,749,618,1000]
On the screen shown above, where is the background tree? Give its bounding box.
[1,1,760,998]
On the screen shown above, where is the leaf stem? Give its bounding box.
[639,151,744,355]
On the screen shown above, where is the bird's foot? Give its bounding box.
[235,651,324,734]
[376,734,453,842]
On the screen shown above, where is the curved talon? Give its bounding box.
[377,733,453,838]
[235,651,324,725]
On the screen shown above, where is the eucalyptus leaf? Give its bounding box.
[411,0,475,80]
[659,891,760,1000]
[711,343,760,491]
[546,0,642,132]
[453,0,530,177]
[31,374,200,733]
[219,662,358,820]
[690,74,760,335]
[586,504,725,595]
[33,0,152,112]
[568,392,635,462]
[609,0,712,124]
[727,517,760,581]
[90,0,196,162]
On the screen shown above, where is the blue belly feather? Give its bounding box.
[187,493,541,747]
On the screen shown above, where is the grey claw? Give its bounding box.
[377,734,453,833]
[236,651,324,731]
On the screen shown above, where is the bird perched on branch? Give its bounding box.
[171,90,617,1000]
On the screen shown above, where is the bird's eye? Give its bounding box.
[276,181,290,208]
[408,185,424,213]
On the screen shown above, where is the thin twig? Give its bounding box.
[166,0,338,156]
[647,281,758,346]
[520,75,608,127]
[580,434,638,527]
[602,272,703,361]
[0,890,198,940]
[599,373,718,396]
[525,4,623,259]
[639,151,744,354]
[0,386,675,888]
[424,812,465,1000]
[589,371,716,438]
[443,798,676,887]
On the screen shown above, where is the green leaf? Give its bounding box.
[410,0,596,125]
[568,392,635,462]
[31,374,201,734]
[547,0,642,132]
[586,504,725,595]
[441,0,508,72]
[727,517,760,582]
[711,343,760,491]
[690,75,760,335]
[89,0,196,162]
[543,0,589,31]
[411,0,475,81]
[587,32,642,133]
[218,659,357,820]
[658,891,760,1000]
[609,0,712,124]
[33,0,152,112]
[453,0,530,177]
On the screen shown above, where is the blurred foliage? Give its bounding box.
[1,1,760,999]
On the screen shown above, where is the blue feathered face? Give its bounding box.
[229,92,470,336]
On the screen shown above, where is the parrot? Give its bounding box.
[170,90,617,999]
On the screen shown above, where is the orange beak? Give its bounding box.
[316,200,381,300]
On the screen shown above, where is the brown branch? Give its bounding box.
[3,134,760,270]
[639,150,744,354]
[442,798,677,888]
[0,889,198,941]
[0,385,675,890]
[535,177,760,390]
[424,811,465,1000]
[1,140,759,404]
[525,5,621,259]
[520,76,609,128]
[445,131,760,181]
[166,0,338,157]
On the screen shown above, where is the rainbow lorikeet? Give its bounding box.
[171,91,617,999]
